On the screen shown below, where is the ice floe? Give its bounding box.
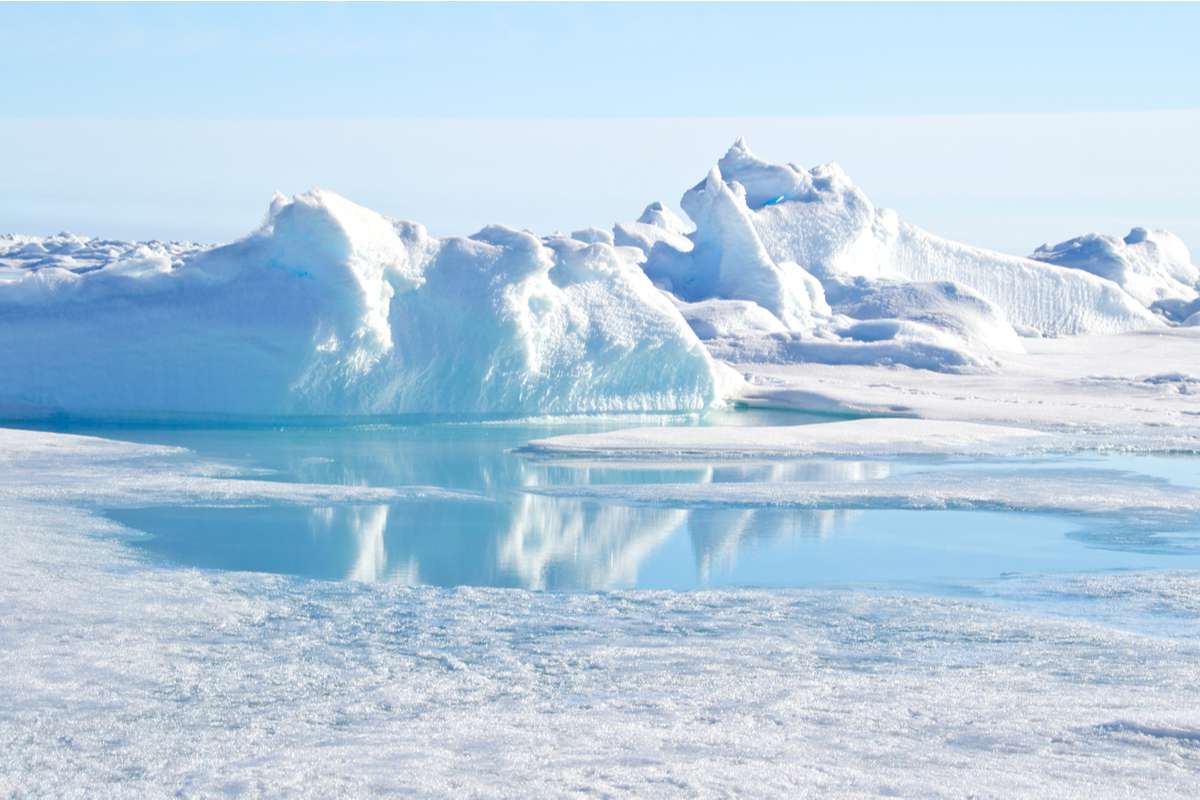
[736,327,1200,451]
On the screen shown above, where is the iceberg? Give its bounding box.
[0,139,1192,418]
[0,191,735,418]
[624,139,1168,372]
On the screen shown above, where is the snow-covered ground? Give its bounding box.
[2,427,1200,798]
[738,328,1200,451]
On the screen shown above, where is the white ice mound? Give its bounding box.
[1031,227,1200,320]
[625,140,1032,371]
[637,139,1161,340]
[682,280,1021,373]
[612,201,695,256]
[635,165,828,333]
[0,190,735,418]
[679,166,832,331]
[825,279,1022,355]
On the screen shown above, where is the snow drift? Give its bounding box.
[0,191,735,417]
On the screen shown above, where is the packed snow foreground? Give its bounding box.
[1,139,1197,421]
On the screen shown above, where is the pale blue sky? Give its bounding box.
[2,2,1198,255]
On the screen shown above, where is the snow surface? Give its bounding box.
[3,138,1196,417]
[0,231,207,281]
[1,427,1199,797]
[737,327,1200,452]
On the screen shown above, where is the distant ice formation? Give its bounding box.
[626,139,1171,372]
[1031,227,1200,321]
[1,139,1195,417]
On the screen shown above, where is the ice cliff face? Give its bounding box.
[0,139,1192,418]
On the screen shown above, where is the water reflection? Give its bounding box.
[100,423,1200,591]
[123,453,893,588]
[688,508,860,579]
[283,493,861,590]
[499,495,688,590]
[340,505,392,583]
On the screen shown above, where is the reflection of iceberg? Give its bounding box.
[687,461,890,580]
[499,492,687,590]
[689,508,861,580]
[501,458,895,589]
[303,504,418,585]
[708,460,891,484]
[343,505,392,583]
[292,450,905,590]
[495,460,699,590]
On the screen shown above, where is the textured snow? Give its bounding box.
[0,192,734,417]
[0,232,207,282]
[522,418,1049,459]
[825,278,1022,355]
[2,427,1199,796]
[692,277,1025,371]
